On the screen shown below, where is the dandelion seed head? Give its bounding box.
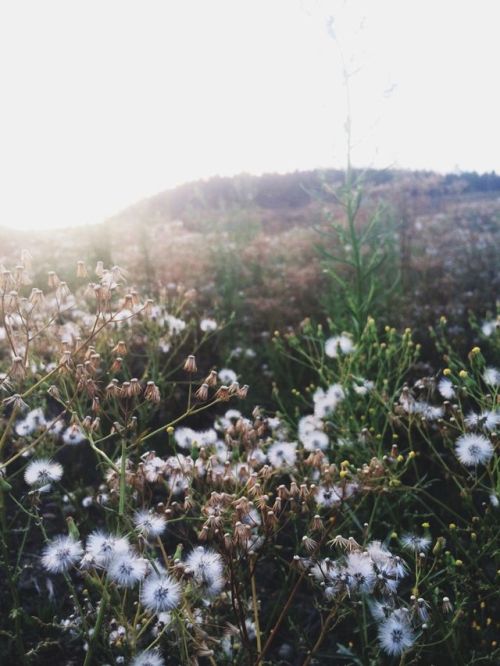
[86,531,130,566]
[378,614,415,656]
[185,546,225,597]
[42,535,83,573]
[133,510,166,538]
[62,425,86,445]
[301,429,329,452]
[401,533,431,553]
[455,433,494,466]
[218,368,237,385]
[325,334,355,358]
[24,458,63,487]
[200,318,217,332]
[130,649,165,666]
[140,573,182,613]
[108,554,147,588]
[438,377,455,399]
[483,366,500,386]
[267,441,297,469]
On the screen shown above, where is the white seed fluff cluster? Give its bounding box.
[42,536,83,573]
[324,334,355,358]
[185,546,225,598]
[140,573,182,613]
[24,458,63,487]
[455,433,494,467]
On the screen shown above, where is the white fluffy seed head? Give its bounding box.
[140,573,182,613]
[455,433,494,467]
[108,554,147,588]
[24,458,63,487]
[130,649,165,666]
[185,547,225,598]
[133,510,167,538]
[85,531,130,566]
[41,535,83,573]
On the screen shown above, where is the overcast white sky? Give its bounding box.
[0,0,499,230]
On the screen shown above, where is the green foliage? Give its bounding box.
[316,170,401,336]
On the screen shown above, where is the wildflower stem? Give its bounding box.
[250,556,262,656]
[118,438,127,517]
[83,582,109,666]
[0,405,18,458]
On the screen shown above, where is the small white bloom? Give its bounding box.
[298,414,323,439]
[174,427,197,450]
[325,334,355,358]
[134,510,166,538]
[140,573,182,613]
[200,318,217,332]
[143,456,167,483]
[353,379,374,396]
[185,546,225,598]
[42,535,83,573]
[301,430,329,452]
[438,378,455,399]
[378,614,414,656]
[24,458,63,487]
[165,315,186,335]
[346,552,375,593]
[313,384,344,418]
[465,410,500,432]
[481,319,498,337]
[62,425,86,445]
[218,368,237,384]
[85,531,130,566]
[315,485,342,508]
[130,649,165,666]
[401,533,431,553]
[483,366,500,386]
[166,473,190,495]
[267,441,297,469]
[108,554,147,588]
[455,433,494,466]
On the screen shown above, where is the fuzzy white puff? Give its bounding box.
[400,533,431,553]
[200,318,217,332]
[133,510,167,538]
[325,334,355,358]
[378,613,415,656]
[185,547,225,597]
[173,427,197,450]
[140,573,182,613]
[218,368,237,384]
[483,366,500,386]
[313,384,345,418]
[301,430,329,452]
[455,433,494,467]
[267,441,297,469]
[143,456,167,483]
[24,458,63,487]
[85,531,130,566]
[42,535,83,573]
[62,424,86,445]
[464,410,500,432]
[108,554,147,588]
[346,552,375,593]
[438,377,455,399]
[131,650,165,666]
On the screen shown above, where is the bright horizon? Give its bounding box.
[1,0,499,230]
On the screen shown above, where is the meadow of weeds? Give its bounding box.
[0,173,499,665]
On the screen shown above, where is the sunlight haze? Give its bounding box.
[0,0,498,230]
